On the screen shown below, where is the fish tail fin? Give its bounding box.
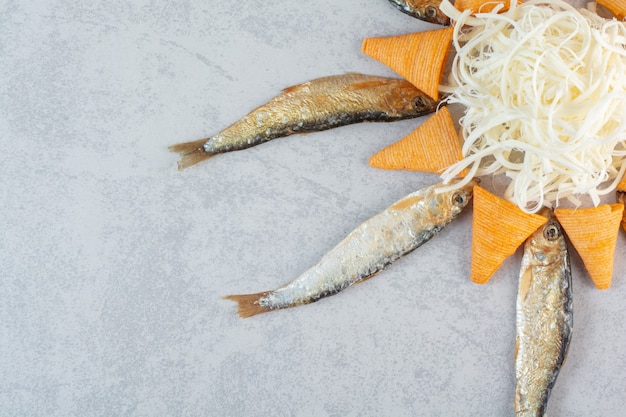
[223,292,272,318]
[168,139,214,170]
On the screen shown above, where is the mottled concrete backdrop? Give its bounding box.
[1,1,625,416]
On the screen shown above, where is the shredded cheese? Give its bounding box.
[438,0,626,212]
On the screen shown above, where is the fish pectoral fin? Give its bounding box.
[518,268,533,301]
[285,129,310,136]
[390,195,423,211]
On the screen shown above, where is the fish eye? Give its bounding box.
[452,192,466,207]
[426,6,437,18]
[543,223,560,241]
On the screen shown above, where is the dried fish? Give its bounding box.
[170,73,437,170]
[515,210,573,417]
[224,179,477,318]
[388,0,450,25]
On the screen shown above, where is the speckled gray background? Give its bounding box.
[2,1,625,416]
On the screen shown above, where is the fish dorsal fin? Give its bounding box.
[282,83,308,94]
[369,107,463,173]
[555,204,624,290]
[343,80,392,91]
[282,74,387,94]
[361,27,453,101]
[471,186,547,284]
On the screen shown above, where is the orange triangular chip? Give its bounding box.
[471,186,548,284]
[369,107,462,173]
[361,27,453,101]
[455,0,519,14]
[555,204,624,290]
[598,0,626,20]
[618,178,626,232]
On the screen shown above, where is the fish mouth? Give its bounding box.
[434,14,451,26]
[387,0,451,26]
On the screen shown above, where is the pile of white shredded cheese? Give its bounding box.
[438,0,626,212]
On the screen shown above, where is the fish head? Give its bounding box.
[527,209,567,266]
[388,0,450,26]
[392,84,438,117]
[432,178,478,219]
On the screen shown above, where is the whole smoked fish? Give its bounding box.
[170,74,437,170]
[388,0,450,25]
[515,210,573,417]
[224,179,477,318]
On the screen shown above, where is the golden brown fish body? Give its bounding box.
[515,210,573,417]
[388,0,450,25]
[169,73,437,169]
[224,179,477,318]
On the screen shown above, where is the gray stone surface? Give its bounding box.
[1,1,625,416]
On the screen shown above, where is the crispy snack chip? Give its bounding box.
[471,186,547,284]
[369,107,463,173]
[618,177,626,233]
[362,28,453,101]
[454,0,519,14]
[555,204,624,290]
[597,0,626,20]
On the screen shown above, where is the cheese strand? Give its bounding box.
[439,0,626,212]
